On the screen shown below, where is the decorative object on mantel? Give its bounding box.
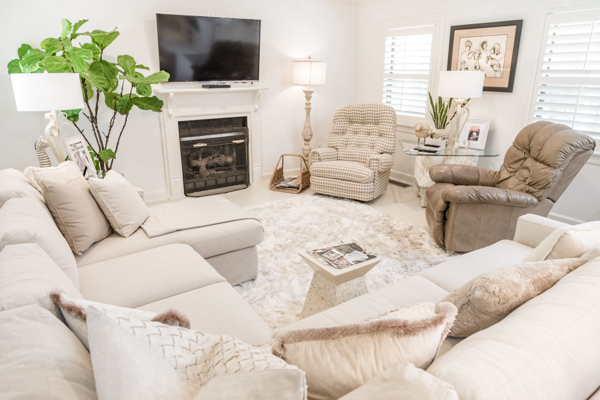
[292,56,327,158]
[448,20,523,92]
[11,73,83,164]
[7,18,170,175]
[437,71,485,153]
[459,118,490,150]
[34,136,52,168]
[269,154,311,194]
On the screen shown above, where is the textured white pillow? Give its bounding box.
[51,291,189,350]
[24,161,89,193]
[88,171,149,237]
[86,306,305,400]
[272,302,457,400]
[0,197,79,287]
[0,168,45,207]
[523,221,600,262]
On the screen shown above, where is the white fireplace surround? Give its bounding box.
[156,85,268,201]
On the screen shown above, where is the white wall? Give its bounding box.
[356,0,600,222]
[0,0,358,201]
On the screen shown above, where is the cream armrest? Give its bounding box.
[513,214,570,248]
[429,164,497,186]
[308,147,338,165]
[367,153,394,173]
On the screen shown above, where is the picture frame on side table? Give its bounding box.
[459,119,490,150]
[63,135,97,178]
[447,20,522,92]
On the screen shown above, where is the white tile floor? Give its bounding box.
[222,180,429,230]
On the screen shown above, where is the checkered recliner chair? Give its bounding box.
[308,104,397,201]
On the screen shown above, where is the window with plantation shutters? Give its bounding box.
[531,9,600,136]
[382,24,436,124]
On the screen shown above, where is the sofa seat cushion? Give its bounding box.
[137,282,273,347]
[417,240,532,292]
[76,218,263,267]
[310,161,375,183]
[0,305,96,400]
[78,244,226,308]
[0,168,45,208]
[427,257,600,400]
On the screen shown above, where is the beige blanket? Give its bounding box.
[141,196,258,238]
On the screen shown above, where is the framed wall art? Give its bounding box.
[63,135,97,178]
[459,118,490,150]
[447,20,522,92]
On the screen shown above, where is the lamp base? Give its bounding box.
[301,89,315,159]
[44,110,66,163]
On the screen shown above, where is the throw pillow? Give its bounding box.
[272,302,457,400]
[41,179,112,255]
[523,221,600,262]
[0,305,96,400]
[88,171,149,237]
[581,246,600,262]
[443,258,586,337]
[0,197,79,287]
[86,305,306,400]
[24,161,89,193]
[0,168,45,208]
[0,243,83,321]
[339,363,458,400]
[50,290,190,350]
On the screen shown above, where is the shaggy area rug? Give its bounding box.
[234,195,452,330]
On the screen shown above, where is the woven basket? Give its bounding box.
[269,154,311,194]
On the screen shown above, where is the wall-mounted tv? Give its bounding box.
[156,14,261,82]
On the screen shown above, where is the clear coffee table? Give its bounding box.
[298,251,381,318]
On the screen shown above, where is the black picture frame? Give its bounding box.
[447,20,523,92]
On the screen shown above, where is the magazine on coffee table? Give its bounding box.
[308,242,376,270]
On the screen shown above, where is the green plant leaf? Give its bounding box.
[98,149,116,164]
[117,55,136,76]
[87,146,100,174]
[81,67,109,92]
[120,70,170,85]
[7,59,22,74]
[62,108,81,123]
[116,96,133,115]
[81,78,94,100]
[39,55,71,73]
[136,83,152,97]
[61,19,72,40]
[82,43,101,62]
[89,60,119,92]
[19,49,46,73]
[66,51,90,73]
[71,19,88,39]
[17,44,33,59]
[132,96,163,112]
[135,64,149,70]
[104,92,120,110]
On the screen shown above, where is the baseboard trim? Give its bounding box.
[389,170,415,186]
[548,211,585,225]
[144,190,169,205]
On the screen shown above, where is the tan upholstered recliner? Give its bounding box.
[426,121,596,252]
[308,104,396,202]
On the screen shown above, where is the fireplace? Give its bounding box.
[178,116,249,196]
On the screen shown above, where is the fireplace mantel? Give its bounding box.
[156,85,268,200]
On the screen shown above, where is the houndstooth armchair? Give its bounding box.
[308,104,397,201]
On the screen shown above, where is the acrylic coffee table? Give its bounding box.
[298,251,381,319]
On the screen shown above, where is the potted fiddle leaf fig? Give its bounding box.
[7,18,170,174]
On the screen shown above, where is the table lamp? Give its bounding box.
[437,71,485,151]
[11,72,84,164]
[292,56,326,158]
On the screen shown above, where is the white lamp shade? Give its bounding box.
[437,71,485,99]
[292,60,326,86]
[11,73,84,111]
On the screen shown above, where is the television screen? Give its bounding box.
[156,14,261,82]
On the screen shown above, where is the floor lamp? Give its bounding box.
[292,56,326,159]
[11,73,84,165]
[437,71,485,152]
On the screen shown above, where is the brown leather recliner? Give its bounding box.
[426,121,596,252]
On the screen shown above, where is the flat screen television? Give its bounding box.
[156,14,261,82]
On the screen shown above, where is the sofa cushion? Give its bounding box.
[78,244,226,308]
[310,161,375,183]
[0,305,96,400]
[443,258,585,337]
[41,179,112,255]
[0,243,83,320]
[86,306,304,400]
[273,302,456,400]
[0,168,45,208]
[24,161,88,193]
[0,197,79,287]
[523,221,600,262]
[89,171,149,238]
[418,239,532,292]
[137,282,273,347]
[427,257,600,400]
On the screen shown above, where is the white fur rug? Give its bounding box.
[234,195,452,330]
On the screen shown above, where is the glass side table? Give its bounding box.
[399,141,500,207]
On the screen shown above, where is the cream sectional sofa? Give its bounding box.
[2,167,600,399]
